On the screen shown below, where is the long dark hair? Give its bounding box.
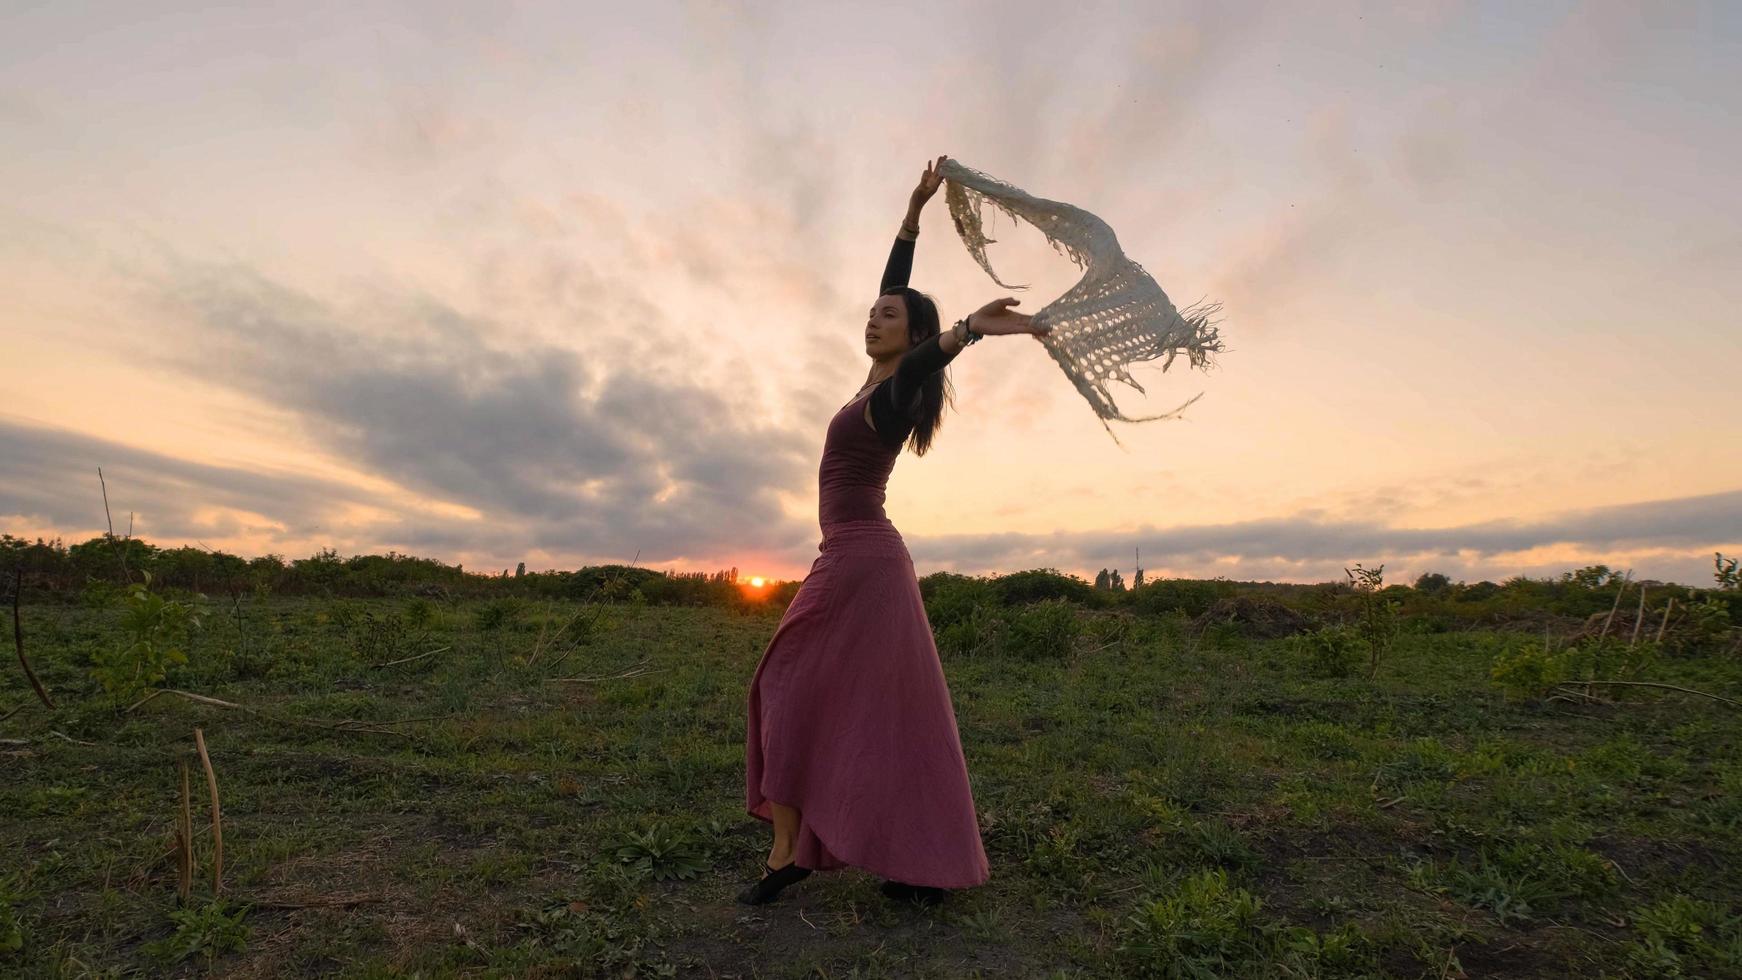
[880,285,954,456]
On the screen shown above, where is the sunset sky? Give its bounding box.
[3,1,1738,587]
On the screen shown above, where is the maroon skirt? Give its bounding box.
[745,518,990,888]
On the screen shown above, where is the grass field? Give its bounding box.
[3,593,1740,978]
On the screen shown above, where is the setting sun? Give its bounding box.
[749,576,765,588]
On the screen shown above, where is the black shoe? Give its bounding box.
[737,860,812,905]
[879,879,948,906]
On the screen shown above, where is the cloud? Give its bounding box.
[0,415,376,543]
[7,411,1733,586]
[905,487,1742,585]
[125,261,819,565]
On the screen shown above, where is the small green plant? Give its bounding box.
[352,610,408,663]
[1626,893,1742,977]
[144,899,249,967]
[1490,635,1657,702]
[1715,552,1739,592]
[0,873,24,957]
[1296,624,1360,678]
[1345,563,1400,680]
[402,595,436,629]
[615,824,708,881]
[475,597,523,633]
[1118,869,1265,977]
[1410,841,1616,925]
[1678,590,1734,653]
[87,571,206,700]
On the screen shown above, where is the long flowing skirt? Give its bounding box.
[744,518,990,888]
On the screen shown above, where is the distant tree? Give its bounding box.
[1560,565,1621,589]
[1133,547,1145,589]
[1414,572,1452,594]
[1095,568,1111,590]
[1110,569,1125,591]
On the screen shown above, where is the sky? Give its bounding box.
[2,0,1739,587]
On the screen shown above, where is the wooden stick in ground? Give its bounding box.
[177,756,193,903]
[128,688,425,738]
[1630,585,1648,647]
[371,646,449,669]
[97,466,131,583]
[1655,598,1676,645]
[1557,680,1741,708]
[1599,575,1629,639]
[11,568,54,709]
[192,728,223,895]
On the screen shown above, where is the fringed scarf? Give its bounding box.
[940,158,1223,444]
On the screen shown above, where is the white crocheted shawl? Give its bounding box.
[941,158,1222,443]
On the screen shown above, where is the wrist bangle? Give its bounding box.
[900,222,920,237]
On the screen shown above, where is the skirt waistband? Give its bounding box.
[817,519,910,558]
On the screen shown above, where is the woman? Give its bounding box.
[740,155,1050,907]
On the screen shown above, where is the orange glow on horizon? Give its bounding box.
[749,576,765,587]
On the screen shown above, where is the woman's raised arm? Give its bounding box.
[879,155,945,293]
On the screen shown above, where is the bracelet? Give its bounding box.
[956,317,982,346]
[899,221,920,237]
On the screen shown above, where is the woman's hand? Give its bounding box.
[968,298,1051,338]
[908,155,946,216]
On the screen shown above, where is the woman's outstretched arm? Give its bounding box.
[879,155,945,293]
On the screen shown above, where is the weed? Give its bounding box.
[143,899,249,967]
[87,570,207,699]
[614,824,708,881]
[1296,625,1361,679]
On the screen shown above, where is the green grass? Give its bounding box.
[2,596,1740,977]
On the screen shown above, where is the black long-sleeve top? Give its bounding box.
[868,233,959,449]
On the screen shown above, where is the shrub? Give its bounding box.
[1131,578,1236,618]
[1003,598,1080,660]
[935,604,1003,658]
[992,568,1094,607]
[920,572,1000,626]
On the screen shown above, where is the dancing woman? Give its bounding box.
[740,155,1050,906]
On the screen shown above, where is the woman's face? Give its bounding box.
[865,293,912,361]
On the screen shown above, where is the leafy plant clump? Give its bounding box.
[87,570,207,700]
[1296,624,1361,678]
[615,824,709,881]
[1118,869,1377,978]
[144,900,249,967]
[1003,598,1081,660]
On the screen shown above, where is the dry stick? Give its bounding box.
[0,704,21,723]
[537,550,642,670]
[97,466,131,583]
[549,659,657,683]
[192,728,223,895]
[1629,585,1648,647]
[1599,575,1630,639]
[1554,680,1741,708]
[1655,598,1676,646]
[127,688,417,739]
[371,646,450,669]
[11,568,54,709]
[176,756,194,903]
